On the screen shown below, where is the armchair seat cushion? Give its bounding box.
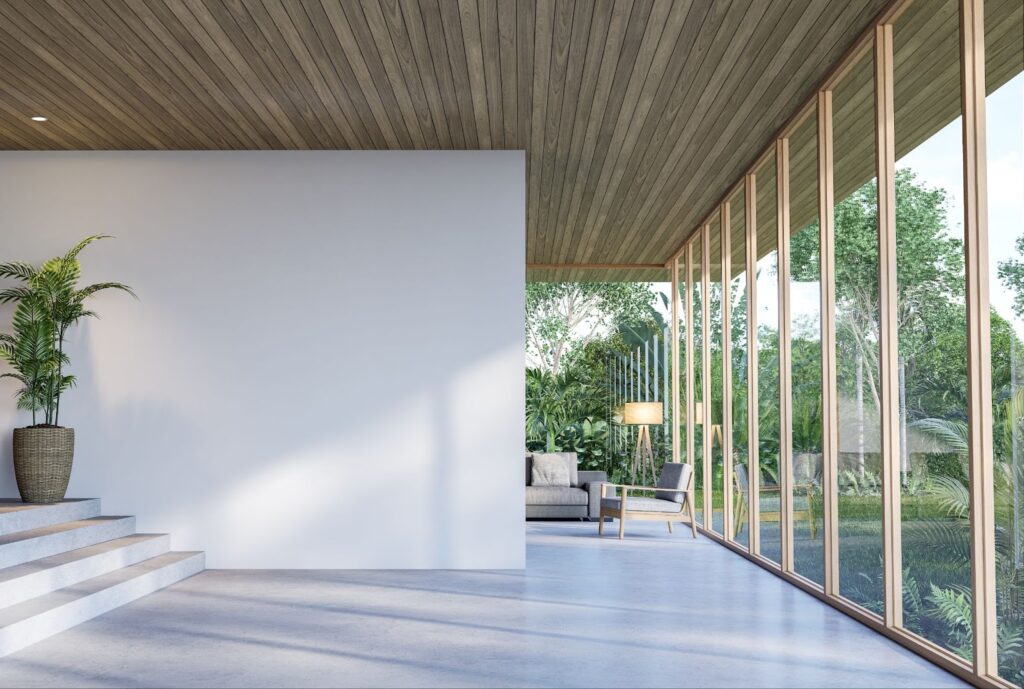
[601,496,683,514]
[526,486,589,506]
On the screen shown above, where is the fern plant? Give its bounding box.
[0,236,134,427]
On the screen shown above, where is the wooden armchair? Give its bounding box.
[732,464,817,539]
[598,463,697,540]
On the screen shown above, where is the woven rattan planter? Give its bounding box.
[13,427,74,504]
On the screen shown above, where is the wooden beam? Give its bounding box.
[672,255,681,465]
[875,22,903,630]
[526,262,667,270]
[818,89,840,597]
[776,137,794,573]
[745,172,760,556]
[702,221,713,528]
[686,240,696,481]
[721,200,734,541]
[960,0,997,678]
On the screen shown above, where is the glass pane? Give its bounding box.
[894,0,971,660]
[730,188,750,549]
[710,212,724,534]
[756,151,782,565]
[986,0,1024,681]
[789,108,824,586]
[833,49,884,613]
[692,240,704,524]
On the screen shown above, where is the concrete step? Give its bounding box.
[0,551,204,657]
[0,534,171,608]
[0,499,101,536]
[0,517,136,569]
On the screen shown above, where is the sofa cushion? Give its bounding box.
[531,454,570,486]
[530,452,579,486]
[601,496,684,513]
[526,486,589,506]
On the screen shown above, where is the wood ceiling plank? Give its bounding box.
[412,0,469,148]
[609,0,787,263]
[197,0,325,147]
[525,0,554,263]
[107,0,264,149]
[477,0,505,149]
[496,0,518,149]
[0,102,62,150]
[169,0,309,147]
[64,0,241,149]
[676,0,885,252]
[301,0,390,148]
[613,0,808,262]
[633,0,869,262]
[438,0,482,149]
[536,0,584,261]
[0,74,92,149]
[602,0,768,262]
[263,0,368,148]
[582,0,710,263]
[341,0,423,148]
[128,0,283,148]
[394,0,456,148]
[371,0,443,148]
[551,0,633,265]
[0,22,128,148]
[38,0,217,148]
[570,0,669,263]
[0,0,970,282]
[547,0,615,264]
[457,0,494,149]
[318,0,404,147]
[515,0,535,149]
[232,0,343,148]
[0,1,176,148]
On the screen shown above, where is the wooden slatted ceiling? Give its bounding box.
[0,0,899,281]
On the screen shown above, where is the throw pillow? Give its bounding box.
[531,453,571,487]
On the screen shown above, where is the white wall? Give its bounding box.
[0,151,525,569]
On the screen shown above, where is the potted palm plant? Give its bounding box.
[0,236,133,503]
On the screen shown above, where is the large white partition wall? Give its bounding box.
[0,151,525,569]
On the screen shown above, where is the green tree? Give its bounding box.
[525,282,662,374]
[998,234,1024,320]
[790,169,966,478]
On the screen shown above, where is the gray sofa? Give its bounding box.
[525,452,607,520]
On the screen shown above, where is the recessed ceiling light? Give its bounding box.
[30,116,48,122]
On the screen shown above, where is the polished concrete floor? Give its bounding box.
[0,521,965,688]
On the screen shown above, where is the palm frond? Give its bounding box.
[928,474,970,519]
[63,235,112,262]
[0,261,36,281]
[77,281,136,300]
[911,417,969,453]
[0,287,33,304]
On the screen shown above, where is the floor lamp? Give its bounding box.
[624,402,663,486]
